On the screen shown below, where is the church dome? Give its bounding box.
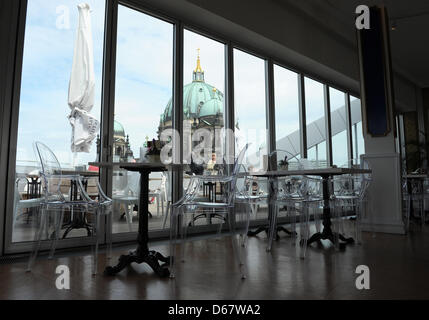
[160,53,224,127]
[199,95,223,118]
[114,120,125,138]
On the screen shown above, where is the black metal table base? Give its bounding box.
[62,221,94,239]
[307,230,354,250]
[103,165,171,278]
[305,175,355,250]
[190,213,226,226]
[248,225,295,240]
[104,247,171,277]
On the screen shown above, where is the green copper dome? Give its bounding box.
[199,96,224,117]
[114,120,125,137]
[160,55,224,127]
[161,82,224,122]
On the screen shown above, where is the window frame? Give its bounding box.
[2,0,362,254]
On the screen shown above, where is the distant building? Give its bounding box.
[113,120,133,162]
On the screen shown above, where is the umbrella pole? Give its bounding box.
[73,152,77,169]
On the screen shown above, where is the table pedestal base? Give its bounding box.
[248,225,295,240]
[307,230,354,249]
[104,247,170,277]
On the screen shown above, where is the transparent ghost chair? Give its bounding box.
[241,172,269,221]
[162,171,173,229]
[330,159,372,246]
[402,176,412,232]
[112,169,139,232]
[149,172,167,217]
[267,150,322,258]
[13,177,44,231]
[169,144,250,279]
[402,175,426,232]
[235,165,268,247]
[268,149,303,238]
[269,176,323,258]
[27,142,112,275]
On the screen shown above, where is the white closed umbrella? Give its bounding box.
[68,3,99,160]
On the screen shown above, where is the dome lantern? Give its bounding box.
[193,49,205,82]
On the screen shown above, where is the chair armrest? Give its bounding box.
[172,176,202,206]
[96,181,112,203]
[74,177,98,204]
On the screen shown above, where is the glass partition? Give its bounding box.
[330,88,349,166]
[274,65,301,165]
[112,5,173,233]
[234,49,268,221]
[12,0,106,243]
[350,96,365,163]
[305,77,327,166]
[179,29,226,228]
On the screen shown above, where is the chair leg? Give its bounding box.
[49,208,65,259]
[315,209,321,234]
[161,195,164,217]
[156,195,160,217]
[125,204,133,232]
[290,204,297,245]
[107,208,113,260]
[169,207,180,279]
[299,203,310,259]
[333,202,341,251]
[27,208,47,272]
[240,203,251,248]
[355,203,362,245]
[163,202,170,229]
[92,209,101,276]
[180,210,189,263]
[267,203,279,252]
[406,196,411,232]
[227,211,247,279]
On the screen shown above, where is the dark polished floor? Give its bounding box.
[1,221,429,300]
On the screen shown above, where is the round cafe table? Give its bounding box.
[90,162,179,277]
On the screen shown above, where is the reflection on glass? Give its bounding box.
[234,48,268,220]
[350,96,365,163]
[12,0,105,243]
[112,5,173,233]
[305,77,326,166]
[274,65,301,165]
[330,88,348,166]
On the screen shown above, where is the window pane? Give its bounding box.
[234,49,267,171]
[13,0,105,243]
[234,48,267,221]
[274,65,301,163]
[350,96,365,163]
[305,77,326,165]
[182,30,225,165]
[330,88,348,166]
[179,30,226,227]
[112,5,173,233]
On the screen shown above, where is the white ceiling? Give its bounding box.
[282,0,429,88]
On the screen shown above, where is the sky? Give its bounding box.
[17,0,106,169]
[16,0,362,173]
